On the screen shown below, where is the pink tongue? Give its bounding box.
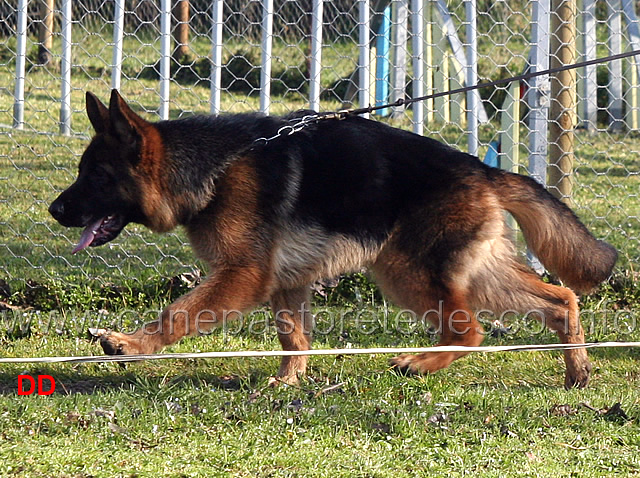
[72,218,104,254]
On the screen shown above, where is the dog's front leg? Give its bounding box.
[269,286,313,386]
[99,266,272,356]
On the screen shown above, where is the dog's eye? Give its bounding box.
[85,166,115,190]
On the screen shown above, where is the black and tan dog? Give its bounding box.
[49,90,617,388]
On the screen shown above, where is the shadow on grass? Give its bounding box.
[0,367,267,396]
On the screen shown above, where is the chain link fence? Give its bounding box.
[0,0,638,310]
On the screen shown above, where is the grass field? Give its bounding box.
[1,319,640,477]
[1,25,640,477]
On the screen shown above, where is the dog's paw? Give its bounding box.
[99,331,147,356]
[390,354,421,375]
[87,327,108,342]
[564,361,592,389]
[390,352,457,375]
[267,373,300,388]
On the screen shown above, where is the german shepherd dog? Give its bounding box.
[49,90,617,388]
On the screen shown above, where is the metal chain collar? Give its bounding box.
[252,110,349,148]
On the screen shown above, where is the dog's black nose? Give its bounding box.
[48,200,65,221]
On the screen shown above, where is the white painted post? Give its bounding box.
[528,0,550,185]
[159,0,172,120]
[210,0,224,115]
[310,0,324,111]
[13,0,28,130]
[260,0,274,114]
[501,80,522,231]
[527,0,551,273]
[579,0,597,131]
[60,0,73,135]
[411,0,424,135]
[391,0,409,119]
[111,0,125,91]
[621,0,640,74]
[465,0,478,155]
[608,0,624,131]
[358,0,371,118]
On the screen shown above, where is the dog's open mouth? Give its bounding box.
[72,215,127,254]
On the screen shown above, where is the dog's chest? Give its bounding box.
[272,224,383,288]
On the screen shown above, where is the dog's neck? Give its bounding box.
[153,113,271,225]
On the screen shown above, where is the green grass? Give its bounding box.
[1,24,640,477]
[0,318,639,477]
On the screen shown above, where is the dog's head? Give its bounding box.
[49,90,158,253]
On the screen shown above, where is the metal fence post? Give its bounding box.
[60,0,73,135]
[13,0,28,130]
[622,0,640,130]
[465,0,478,155]
[608,0,624,131]
[411,0,424,135]
[358,0,371,118]
[159,0,172,120]
[391,0,409,119]
[211,0,224,115]
[579,0,597,131]
[111,0,125,91]
[260,0,274,114]
[527,0,551,273]
[310,0,324,111]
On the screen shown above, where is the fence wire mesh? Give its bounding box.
[0,0,638,310]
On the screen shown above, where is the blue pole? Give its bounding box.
[375,5,392,116]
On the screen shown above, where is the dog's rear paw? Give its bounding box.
[267,373,301,387]
[564,361,592,389]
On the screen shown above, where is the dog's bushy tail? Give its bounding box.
[491,170,617,293]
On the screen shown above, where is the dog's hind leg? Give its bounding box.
[371,251,485,375]
[532,281,590,389]
[474,265,591,389]
[269,286,313,385]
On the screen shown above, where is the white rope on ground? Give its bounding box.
[1,341,639,364]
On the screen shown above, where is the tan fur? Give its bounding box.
[372,247,485,373]
[448,195,509,293]
[370,190,593,388]
[186,159,263,265]
[109,96,179,233]
[273,225,384,288]
[494,171,617,293]
[102,157,277,355]
[270,286,313,385]
[134,130,176,233]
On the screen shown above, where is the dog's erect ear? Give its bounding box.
[86,92,110,134]
[108,89,149,147]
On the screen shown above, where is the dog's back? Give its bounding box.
[259,115,616,294]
